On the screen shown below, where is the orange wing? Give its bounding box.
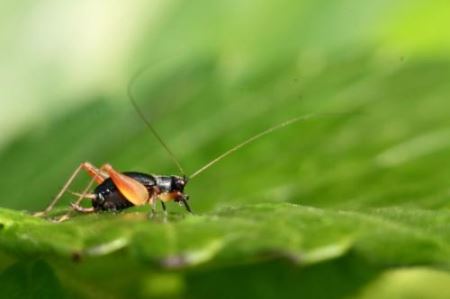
[103,164,149,206]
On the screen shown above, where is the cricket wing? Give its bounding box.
[104,164,149,206]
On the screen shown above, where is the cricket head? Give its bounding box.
[171,175,188,193]
[170,175,191,212]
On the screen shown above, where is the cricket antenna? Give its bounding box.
[127,67,186,176]
[189,112,350,179]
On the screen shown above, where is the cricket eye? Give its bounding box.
[172,176,186,191]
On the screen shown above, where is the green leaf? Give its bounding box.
[0,203,449,298]
[0,260,65,299]
[1,204,449,267]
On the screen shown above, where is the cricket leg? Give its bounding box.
[161,201,167,213]
[147,194,158,218]
[34,162,107,217]
[181,195,192,213]
[56,204,96,223]
[70,203,95,213]
[55,178,98,222]
[56,163,114,221]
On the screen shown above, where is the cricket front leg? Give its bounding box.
[181,196,192,213]
[175,193,192,213]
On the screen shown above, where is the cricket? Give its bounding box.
[33,68,340,222]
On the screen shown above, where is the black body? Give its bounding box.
[92,172,187,212]
[92,172,156,211]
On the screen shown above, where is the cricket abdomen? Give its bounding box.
[92,172,157,211]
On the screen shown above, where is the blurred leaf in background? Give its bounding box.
[0,0,450,298]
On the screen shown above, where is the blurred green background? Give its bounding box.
[1,0,450,298]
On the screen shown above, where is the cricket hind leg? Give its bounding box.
[34,162,107,217]
[70,204,95,213]
[54,178,98,222]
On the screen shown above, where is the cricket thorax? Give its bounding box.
[154,175,186,193]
